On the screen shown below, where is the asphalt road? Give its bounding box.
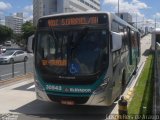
[0,53,34,80]
[0,80,116,120]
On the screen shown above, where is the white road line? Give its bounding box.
[1,71,20,77]
[13,61,33,66]
[14,62,27,66]
[14,63,23,65]
[27,84,35,89]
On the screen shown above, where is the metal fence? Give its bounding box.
[0,58,33,80]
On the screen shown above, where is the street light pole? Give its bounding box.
[155,18,157,29]
[118,0,119,16]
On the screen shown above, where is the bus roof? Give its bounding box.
[39,11,139,32]
[39,11,110,19]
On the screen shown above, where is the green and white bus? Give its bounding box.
[29,12,140,106]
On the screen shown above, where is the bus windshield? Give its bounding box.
[35,28,109,76]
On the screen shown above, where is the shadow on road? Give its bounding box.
[143,49,152,56]
[10,100,116,120]
[13,82,34,92]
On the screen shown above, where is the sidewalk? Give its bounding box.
[0,73,33,88]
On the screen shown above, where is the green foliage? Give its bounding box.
[22,21,36,41]
[128,54,154,117]
[13,33,23,45]
[0,25,13,44]
[12,21,36,47]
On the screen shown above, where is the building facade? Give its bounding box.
[116,12,132,23]
[33,0,100,26]
[16,12,23,18]
[5,13,23,34]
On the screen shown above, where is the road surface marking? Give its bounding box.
[27,84,35,89]
[1,71,20,77]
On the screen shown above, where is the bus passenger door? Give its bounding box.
[126,28,138,80]
[130,30,138,70]
[111,31,123,99]
[112,50,122,98]
[125,27,134,83]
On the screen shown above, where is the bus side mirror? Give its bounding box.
[27,35,35,53]
[111,32,122,52]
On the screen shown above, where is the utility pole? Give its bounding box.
[155,18,157,29]
[136,13,137,29]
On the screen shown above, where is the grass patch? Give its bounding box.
[128,54,154,116]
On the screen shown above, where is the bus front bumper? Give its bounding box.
[35,83,113,106]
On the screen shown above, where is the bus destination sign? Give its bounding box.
[38,14,108,28]
[47,16,98,27]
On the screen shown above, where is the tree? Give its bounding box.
[21,21,36,44]
[0,25,13,44]
[13,33,23,45]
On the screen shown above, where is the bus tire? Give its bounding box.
[115,71,126,102]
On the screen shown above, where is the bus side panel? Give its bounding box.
[125,28,139,83]
[130,30,140,72]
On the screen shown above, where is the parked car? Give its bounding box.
[4,41,12,46]
[0,50,28,64]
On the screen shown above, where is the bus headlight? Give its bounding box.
[93,77,110,94]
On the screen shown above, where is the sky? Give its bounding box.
[0,0,159,27]
[101,0,160,27]
[0,0,32,24]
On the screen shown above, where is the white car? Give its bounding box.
[4,41,12,46]
[0,50,28,64]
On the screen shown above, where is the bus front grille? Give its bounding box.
[47,94,89,104]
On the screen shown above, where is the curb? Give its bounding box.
[124,88,134,101]
[0,73,33,86]
[124,61,146,102]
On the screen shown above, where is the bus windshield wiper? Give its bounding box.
[50,28,66,59]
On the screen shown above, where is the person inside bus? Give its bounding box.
[73,31,106,74]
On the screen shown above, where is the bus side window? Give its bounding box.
[111,21,119,32]
[111,20,121,67]
[137,33,141,57]
[121,34,127,52]
[131,31,138,49]
[112,50,121,66]
[123,29,128,51]
[112,20,127,52]
[127,28,133,65]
